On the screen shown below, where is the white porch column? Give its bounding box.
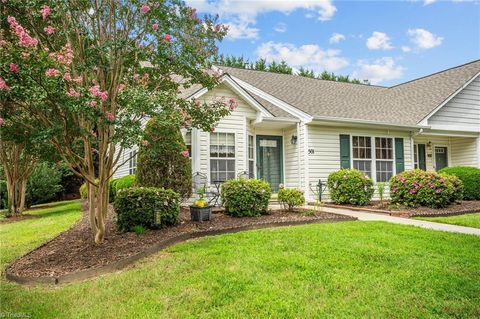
[192,128,201,173]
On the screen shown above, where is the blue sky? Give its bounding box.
[187,0,480,86]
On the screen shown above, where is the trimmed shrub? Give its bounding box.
[79,179,99,199]
[26,162,63,207]
[135,114,192,199]
[114,187,180,232]
[109,175,136,202]
[278,187,305,211]
[390,170,463,208]
[327,169,374,206]
[439,166,480,200]
[221,179,271,217]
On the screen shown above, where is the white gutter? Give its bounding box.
[312,116,429,130]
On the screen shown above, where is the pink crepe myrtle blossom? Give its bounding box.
[66,88,80,97]
[98,91,108,102]
[44,26,55,35]
[140,4,151,13]
[73,76,82,84]
[9,63,19,73]
[63,73,72,81]
[49,43,74,65]
[152,23,159,31]
[164,34,171,42]
[0,117,4,126]
[88,100,97,108]
[118,83,126,92]
[141,140,150,147]
[41,6,51,20]
[7,16,38,48]
[436,189,442,193]
[104,111,115,121]
[181,150,189,158]
[0,77,10,91]
[45,68,60,77]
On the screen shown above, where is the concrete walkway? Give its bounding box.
[319,206,480,236]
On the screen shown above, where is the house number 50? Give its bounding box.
[308,149,315,155]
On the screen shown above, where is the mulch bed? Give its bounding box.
[325,200,480,218]
[7,203,354,281]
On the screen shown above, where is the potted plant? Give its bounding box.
[190,186,212,221]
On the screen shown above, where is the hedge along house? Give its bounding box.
[113,60,480,202]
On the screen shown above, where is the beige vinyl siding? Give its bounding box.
[197,83,257,181]
[307,125,413,201]
[283,125,299,188]
[450,137,479,167]
[429,76,480,129]
[112,145,137,179]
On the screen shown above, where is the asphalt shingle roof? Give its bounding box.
[217,60,480,125]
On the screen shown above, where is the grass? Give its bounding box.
[1,201,479,318]
[415,212,480,229]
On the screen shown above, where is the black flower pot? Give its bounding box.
[190,206,212,222]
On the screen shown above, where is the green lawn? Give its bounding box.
[1,201,479,318]
[415,212,480,229]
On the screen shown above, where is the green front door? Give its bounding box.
[256,135,283,192]
[435,146,448,171]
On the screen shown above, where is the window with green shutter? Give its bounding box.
[339,134,350,169]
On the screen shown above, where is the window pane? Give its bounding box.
[376,160,393,182]
[249,161,255,178]
[210,133,236,182]
[353,160,372,177]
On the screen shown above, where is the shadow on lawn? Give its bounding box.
[0,201,80,224]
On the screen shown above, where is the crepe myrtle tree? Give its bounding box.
[0,0,232,243]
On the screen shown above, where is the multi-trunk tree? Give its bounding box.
[0,0,232,243]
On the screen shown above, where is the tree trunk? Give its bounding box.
[94,180,109,244]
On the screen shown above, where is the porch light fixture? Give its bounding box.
[427,141,432,148]
[291,135,298,145]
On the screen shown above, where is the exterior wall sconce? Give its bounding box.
[291,135,298,145]
[427,141,432,148]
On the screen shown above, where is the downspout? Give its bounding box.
[296,122,301,189]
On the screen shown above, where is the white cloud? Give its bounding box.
[401,46,412,52]
[366,32,393,50]
[424,0,437,5]
[274,23,287,33]
[186,0,337,39]
[256,41,349,72]
[352,57,405,85]
[407,28,443,49]
[329,33,346,44]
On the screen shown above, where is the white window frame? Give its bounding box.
[248,134,255,178]
[208,131,236,182]
[374,137,395,183]
[129,149,137,175]
[350,135,397,183]
[414,144,419,169]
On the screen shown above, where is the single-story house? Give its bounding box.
[114,60,480,202]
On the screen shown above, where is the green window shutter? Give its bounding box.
[418,144,426,170]
[339,134,350,169]
[395,138,405,173]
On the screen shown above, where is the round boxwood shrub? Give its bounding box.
[390,170,463,208]
[135,114,192,199]
[114,187,180,232]
[278,187,305,211]
[327,169,374,205]
[221,179,271,217]
[439,166,480,200]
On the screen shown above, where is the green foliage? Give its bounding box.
[114,187,180,232]
[0,179,7,209]
[278,188,305,211]
[377,182,386,207]
[136,115,192,199]
[327,169,374,205]
[79,179,99,199]
[56,163,83,199]
[439,166,480,200]
[267,61,293,74]
[389,170,463,208]
[221,179,271,217]
[109,175,136,203]
[26,162,63,207]
[133,225,146,236]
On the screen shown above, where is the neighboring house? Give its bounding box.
[114,60,480,202]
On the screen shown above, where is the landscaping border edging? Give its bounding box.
[5,216,355,286]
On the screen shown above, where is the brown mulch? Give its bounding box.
[326,200,480,218]
[8,204,353,278]
[0,214,42,225]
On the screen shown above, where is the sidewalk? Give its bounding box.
[319,206,480,236]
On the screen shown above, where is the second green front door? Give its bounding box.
[256,135,283,192]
